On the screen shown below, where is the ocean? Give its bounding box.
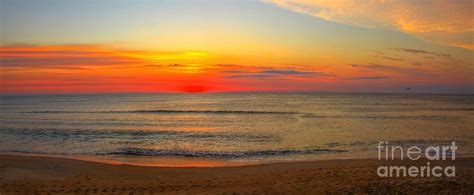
[1,93,473,166]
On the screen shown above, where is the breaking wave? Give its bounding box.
[104,148,346,158]
[24,110,298,115]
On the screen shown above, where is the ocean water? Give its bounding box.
[1,93,473,166]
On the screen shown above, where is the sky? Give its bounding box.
[0,0,473,94]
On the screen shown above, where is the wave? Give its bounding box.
[21,110,459,121]
[104,147,346,158]
[325,139,467,148]
[301,114,454,121]
[0,128,279,143]
[429,108,474,111]
[0,147,347,159]
[24,110,298,115]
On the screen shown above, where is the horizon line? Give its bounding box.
[1,91,473,97]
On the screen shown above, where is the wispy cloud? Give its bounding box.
[224,74,276,79]
[261,69,322,75]
[0,45,211,70]
[351,64,401,71]
[221,70,249,73]
[389,47,471,68]
[351,63,430,77]
[351,76,388,80]
[0,56,135,68]
[219,65,325,79]
[263,0,474,50]
[378,56,405,62]
[391,48,450,57]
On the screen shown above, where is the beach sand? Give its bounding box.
[0,155,473,194]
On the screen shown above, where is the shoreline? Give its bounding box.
[3,151,473,168]
[1,155,473,193]
[0,152,388,168]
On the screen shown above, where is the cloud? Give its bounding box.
[221,70,249,73]
[351,64,399,70]
[378,56,404,62]
[0,45,122,68]
[216,64,274,71]
[369,47,458,68]
[351,63,430,77]
[261,69,322,75]
[0,57,135,68]
[0,45,210,69]
[220,65,325,79]
[263,0,474,50]
[391,47,450,57]
[224,74,276,79]
[389,47,471,67]
[351,76,388,80]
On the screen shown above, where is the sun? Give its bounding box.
[181,85,208,93]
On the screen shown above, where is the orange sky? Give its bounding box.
[1,44,472,94]
[0,0,473,94]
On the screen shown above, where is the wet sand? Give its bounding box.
[0,155,473,194]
